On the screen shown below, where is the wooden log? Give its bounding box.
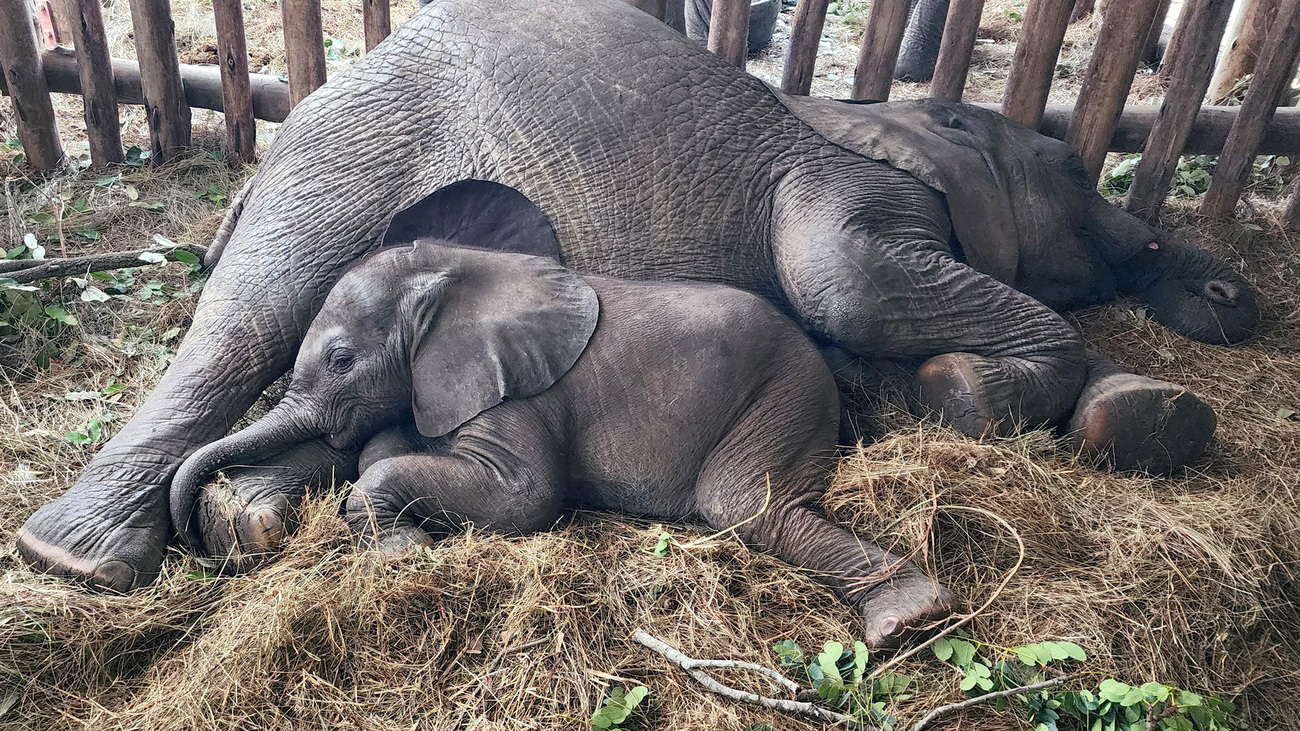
[851,0,910,101]
[281,0,327,106]
[1201,0,1300,217]
[65,0,123,167]
[211,0,255,164]
[1002,0,1075,129]
[782,0,831,96]
[1157,0,1193,80]
[929,0,986,101]
[34,47,292,122]
[707,0,750,69]
[1125,0,1235,220]
[1140,0,1172,67]
[1065,0,1164,180]
[1207,0,1279,102]
[127,0,191,159]
[0,0,64,170]
[363,0,391,52]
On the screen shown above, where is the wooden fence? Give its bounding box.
[4,0,1300,225]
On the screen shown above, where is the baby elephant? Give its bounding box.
[171,239,952,649]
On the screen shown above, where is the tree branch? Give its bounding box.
[910,671,1086,731]
[0,243,209,283]
[632,630,872,729]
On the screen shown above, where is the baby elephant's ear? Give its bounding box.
[401,244,599,438]
[382,180,563,260]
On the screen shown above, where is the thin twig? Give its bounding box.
[0,243,209,282]
[869,505,1026,680]
[632,630,871,729]
[910,671,1085,731]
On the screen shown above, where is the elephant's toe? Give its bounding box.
[1069,375,1216,476]
[16,495,165,593]
[857,573,956,652]
[916,353,997,437]
[197,473,303,572]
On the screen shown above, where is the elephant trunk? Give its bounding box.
[170,399,320,549]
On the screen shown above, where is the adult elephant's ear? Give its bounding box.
[399,242,598,438]
[381,180,563,260]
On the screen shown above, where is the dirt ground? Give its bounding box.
[1,1,1298,730]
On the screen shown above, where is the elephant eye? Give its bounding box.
[327,349,356,374]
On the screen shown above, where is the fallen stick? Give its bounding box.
[0,243,209,283]
[910,671,1085,731]
[631,630,869,729]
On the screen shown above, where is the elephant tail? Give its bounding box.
[205,174,257,270]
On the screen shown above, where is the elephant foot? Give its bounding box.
[15,484,168,593]
[855,570,956,651]
[1068,373,1216,476]
[355,523,438,554]
[915,353,1000,438]
[197,472,303,572]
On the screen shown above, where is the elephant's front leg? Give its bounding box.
[1067,350,1217,475]
[15,261,308,591]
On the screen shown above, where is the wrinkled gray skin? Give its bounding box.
[684,0,780,54]
[896,0,949,83]
[171,239,954,649]
[17,0,1256,593]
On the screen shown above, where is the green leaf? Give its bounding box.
[80,286,111,303]
[1058,641,1087,661]
[932,637,954,661]
[773,639,804,669]
[186,569,220,582]
[77,229,101,241]
[653,531,672,556]
[1098,679,1132,703]
[138,251,167,264]
[173,249,201,272]
[45,306,77,325]
[949,639,977,668]
[817,642,845,684]
[1120,687,1147,707]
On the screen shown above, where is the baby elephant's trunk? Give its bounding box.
[170,400,320,549]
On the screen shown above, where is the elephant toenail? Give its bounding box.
[244,506,286,552]
[91,559,136,593]
[878,617,900,637]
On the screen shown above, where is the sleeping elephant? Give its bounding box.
[169,225,954,649]
[17,0,1256,592]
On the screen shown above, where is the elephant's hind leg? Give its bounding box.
[693,365,954,650]
[1067,350,1217,475]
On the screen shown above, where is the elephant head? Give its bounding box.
[776,95,1258,345]
[169,184,600,548]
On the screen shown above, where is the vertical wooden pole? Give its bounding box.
[363,0,391,52]
[1139,0,1173,67]
[212,0,255,164]
[1281,175,1300,228]
[1065,0,1164,180]
[708,0,750,69]
[1070,0,1095,22]
[282,0,327,107]
[1208,0,1280,102]
[851,0,911,101]
[1125,0,1235,219]
[66,0,123,167]
[1002,0,1075,129]
[782,0,831,96]
[128,0,191,159]
[929,0,986,101]
[1201,0,1300,217]
[0,0,64,170]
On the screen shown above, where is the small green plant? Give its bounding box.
[826,0,868,26]
[1100,155,1216,199]
[771,639,910,728]
[1003,1,1025,22]
[590,685,648,730]
[651,531,672,556]
[65,418,104,446]
[323,36,359,61]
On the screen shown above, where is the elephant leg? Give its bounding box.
[1066,350,1217,475]
[693,367,953,650]
[779,233,1087,438]
[197,438,360,572]
[895,0,950,82]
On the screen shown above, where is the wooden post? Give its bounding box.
[1065,0,1164,180]
[782,0,831,96]
[1139,0,1172,67]
[363,0,391,52]
[1157,0,1193,81]
[1201,0,1300,217]
[128,0,191,159]
[1125,0,1235,219]
[851,0,910,102]
[0,0,64,170]
[1207,0,1280,102]
[707,0,750,69]
[1281,175,1300,228]
[282,0,327,106]
[65,0,123,167]
[929,0,986,101]
[1002,0,1075,129]
[212,0,255,164]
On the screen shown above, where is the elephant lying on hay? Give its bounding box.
[17,0,1255,595]
[169,230,953,649]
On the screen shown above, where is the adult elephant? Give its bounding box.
[896,0,950,82]
[17,0,1254,592]
[684,0,781,54]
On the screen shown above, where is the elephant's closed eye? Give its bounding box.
[327,349,356,374]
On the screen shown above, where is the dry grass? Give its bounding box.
[2,2,1300,730]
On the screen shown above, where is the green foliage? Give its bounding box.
[1099,155,1216,199]
[590,685,648,730]
[826,0,868,25]
[771,639,909,728]
[65,417,103,446]
[323,36,360,61]
[652,531,672,556]
[1003,1,1025,22]
[193,183,228,206]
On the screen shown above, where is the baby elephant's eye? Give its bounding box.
[327,349,356,374]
